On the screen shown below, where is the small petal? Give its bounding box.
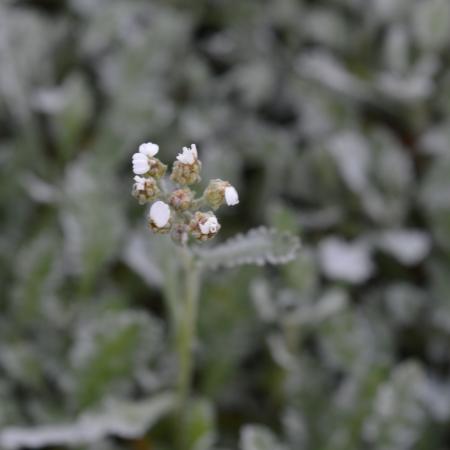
[199,222,210,234]
[190,212,221,240]
[199,216,219,234]
[132,153,150,174]
[133,175,146,190]
[209,223,219,233]
[225,186,239,206]
[149,201,171,228]
[139,142,159,157]
[176,144,198,165]
[133,163,149,175]
[133,153,146,159]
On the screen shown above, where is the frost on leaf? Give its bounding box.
[0,393,175,449]
[195,227,300,270]
[319,237,374,284]
[240,425,286,450]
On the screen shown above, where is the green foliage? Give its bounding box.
[1,0,450,449]
[0,392,175,449]
[240,425,286,450]
[185,398,216,450]
[72,312,163,409]
[195,227,301,269]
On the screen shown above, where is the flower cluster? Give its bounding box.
[131,142,239,245]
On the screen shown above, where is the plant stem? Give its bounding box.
[163,250,180,336]
[176,247,200,448]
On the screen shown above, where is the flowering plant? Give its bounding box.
[132,143,239,245]
[130,142,299,448]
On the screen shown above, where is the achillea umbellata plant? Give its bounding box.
[130,142,300,447]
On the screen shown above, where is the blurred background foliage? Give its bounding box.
[1,0,450,449]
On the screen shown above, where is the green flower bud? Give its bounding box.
[148,158,167,179]
[169,188,194,212]
[204,179,230,209]
[170,160,202,185]
[132,176,160,205]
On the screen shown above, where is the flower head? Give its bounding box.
[139,142,159,157]
[132,144,166,177]
[148,158,167,178]
[132,175,159,204]
[169,188,194,212]
[171,144,202,185]
[199,216,220,234]
[148,201,172,233]
[204,179,239,209]
[190,211,221,241]
[131,141,235,243]
[132,153,150,175]
[176,144,198,165]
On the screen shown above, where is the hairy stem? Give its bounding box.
[163,251,180,335]
[176,247,200,448]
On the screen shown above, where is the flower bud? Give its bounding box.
[132,176,160,204]
[204,179,240,209]
[189,211,221,241]
[169,188,194,212]
[148,201,172,234]
[148,158,167,179]
[170,144,202,185]
[132,153,167,178]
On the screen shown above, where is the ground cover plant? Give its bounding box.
[1,0,450,449]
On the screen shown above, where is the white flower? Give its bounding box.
[176,144,198,165]
[149,201,171,228]
[225,186,239,206]
[139,142,159,157]
[133,175,146,191]
[199,215,220,234]
[132,153,150,175]
[132,143,159,174]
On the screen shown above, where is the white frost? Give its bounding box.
[378,229,431,265]
[319,237,374,283]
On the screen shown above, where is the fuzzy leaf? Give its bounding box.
[185,398,216,450]
[195,227,300,270]
[240,425,286,450]
[71,311,163,409]
[364,362,426,450]
[0,393,175,449]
